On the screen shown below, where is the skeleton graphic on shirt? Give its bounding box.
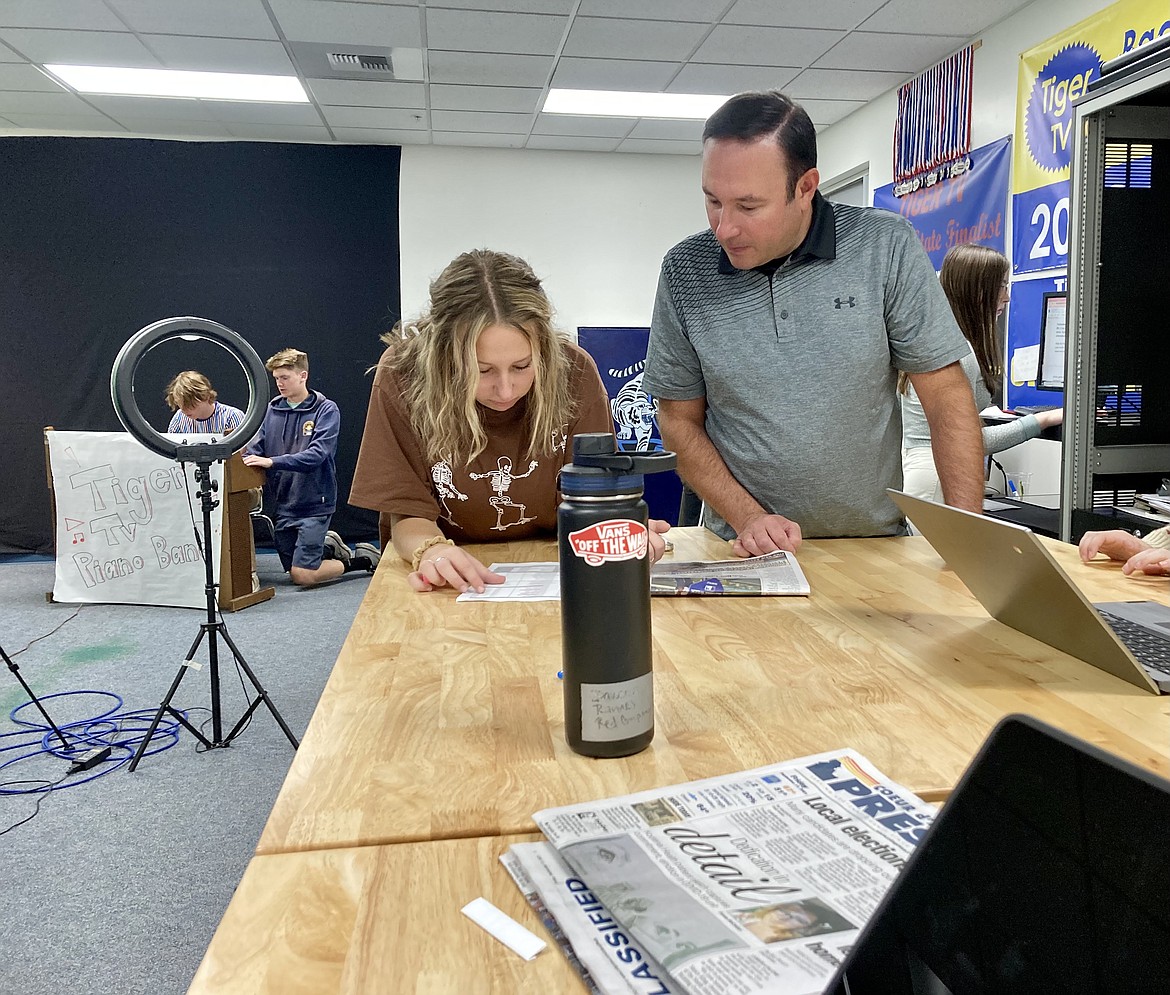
[469,455,539,531]
[430,460,468,521]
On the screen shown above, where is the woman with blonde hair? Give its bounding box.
[351,249,668,593]
[900,242,1062,501]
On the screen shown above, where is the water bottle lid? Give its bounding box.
[559,462,644,496]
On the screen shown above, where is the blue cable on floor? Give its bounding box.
[0,690,186,792]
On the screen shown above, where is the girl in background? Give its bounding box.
[900,243,1063,502]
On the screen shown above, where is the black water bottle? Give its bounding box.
[559,433,677,758]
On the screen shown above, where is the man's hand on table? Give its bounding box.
[731,513,802,557]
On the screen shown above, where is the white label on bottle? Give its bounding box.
[580,672,654,742]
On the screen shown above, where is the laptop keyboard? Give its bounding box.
[1013,404,1061,415]
[1098,610,1170,675]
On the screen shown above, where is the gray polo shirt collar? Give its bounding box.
[716,191,836,275]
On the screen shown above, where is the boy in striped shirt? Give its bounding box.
[165,370,245,434]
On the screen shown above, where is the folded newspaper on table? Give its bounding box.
[501,750,934,995]
[650,549,809,596]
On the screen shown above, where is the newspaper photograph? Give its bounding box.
[527,750,934,995]
[650,550,810,596]
[501,843,677,995]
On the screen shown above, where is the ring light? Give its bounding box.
[110,316,268,462]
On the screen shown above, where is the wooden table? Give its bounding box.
[256,528,1170,855]
[187,834,575,994]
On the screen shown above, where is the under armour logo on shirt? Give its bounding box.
[834,296,857,309]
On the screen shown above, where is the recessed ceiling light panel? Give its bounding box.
[543,88,728,120]
[44,64,309,103]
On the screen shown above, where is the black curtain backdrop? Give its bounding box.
[2,136,401,554]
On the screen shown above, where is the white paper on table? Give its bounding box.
[456,562,560,602]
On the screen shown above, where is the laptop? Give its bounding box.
[888,490,1170,695]
[824,714,1170,994]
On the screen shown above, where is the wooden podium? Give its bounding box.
[220,454,275,611]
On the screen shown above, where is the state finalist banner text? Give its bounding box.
[873,136,1010,272]
[1012,0,1169,275]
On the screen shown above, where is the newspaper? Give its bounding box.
[508,750,934,995]
[457,550,810,602]
[650,550,809,596]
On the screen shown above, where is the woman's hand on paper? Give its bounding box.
[410,545,504,594]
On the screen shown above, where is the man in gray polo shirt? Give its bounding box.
[644,90,984,554]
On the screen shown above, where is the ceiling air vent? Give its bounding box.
[327,51,394,75]
[287,41,424,82]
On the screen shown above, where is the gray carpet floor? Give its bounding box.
[0,552,373,994]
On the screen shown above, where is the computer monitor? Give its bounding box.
[1036,291,1067,391]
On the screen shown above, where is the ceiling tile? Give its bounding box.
[668,63,799,95]
[815,32,968,73]
[431,0,574,12]
[627,118,704,142]
[563,18,709,62]
[211,101,323,125]
[84,94,224,120]
[108,118,235,138]
[0,89,106,114]
[693,25,843,67]
[1,112,126,131]
[532,113,631,138]
[224,122,331,141]
[579,0,718,22]
[428,51,551,87]
[430,108,532,134]
[861,0,1031,37]
[785,67,909,101]
[146,36,297,74]
[796,98,867,126]
[105,0,280,40]
[432,131,525,148]
[429,84,541,113]
[550,57,677,91]
[0,29,160,65]
[321,104,426,129]
[617,138,699,155]
[306,77,424,108]
[266,0,421,48]
[425,8,567,56]
[0,63,65,91]
[332,126,430,144]
[724,0,886,30]
[527,134,622,151]
[0,0,124,31]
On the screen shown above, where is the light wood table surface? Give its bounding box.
[187,833,577,994]
[256,528,1170,855]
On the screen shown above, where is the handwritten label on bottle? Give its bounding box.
[580,673,653,742]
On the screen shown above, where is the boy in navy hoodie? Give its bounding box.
[244,348,378,586]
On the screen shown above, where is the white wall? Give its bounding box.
[399,144,705,335]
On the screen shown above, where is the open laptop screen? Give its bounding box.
[824,715,1169,994]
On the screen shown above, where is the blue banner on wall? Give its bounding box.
[1012,179,1070,275]
[873,135,1011,271]
[577,326,682,525]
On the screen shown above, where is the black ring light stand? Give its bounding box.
[111,317,299,771]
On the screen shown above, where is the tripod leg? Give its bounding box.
[218,627,300,749]
[128,627,212,772]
